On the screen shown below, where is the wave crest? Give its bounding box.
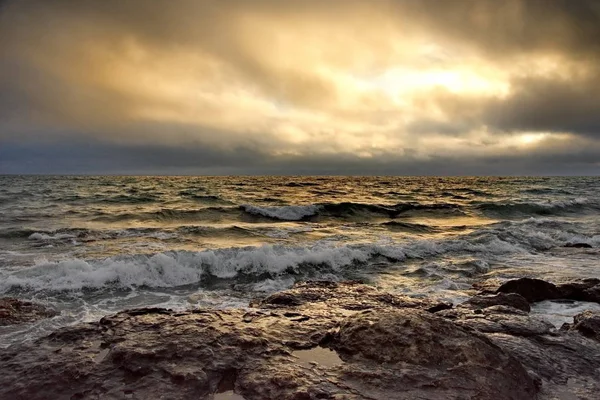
[241,204,321,221]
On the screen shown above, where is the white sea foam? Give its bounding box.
[0,233,533,294]
[523,197,590,209]
[28,232,76,241]
[242,204,321,220]
[531,300,600,328]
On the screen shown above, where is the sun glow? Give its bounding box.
[365,68,510,98]
[518,133,549,146]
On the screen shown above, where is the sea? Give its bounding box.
[1,176,600,347]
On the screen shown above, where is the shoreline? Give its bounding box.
[1,278,600,399]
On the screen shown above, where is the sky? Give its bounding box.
[1,0,599,175]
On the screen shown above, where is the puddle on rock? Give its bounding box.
[293,346,343,368]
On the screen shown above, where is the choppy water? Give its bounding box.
[1,176,599,346]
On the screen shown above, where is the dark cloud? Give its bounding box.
[0,139,270,175]
[485,73,600,137]
[420,70,600,139]
[1,0,600,174]
[397,0,600,59]
[2,135,598,176]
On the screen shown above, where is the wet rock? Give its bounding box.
[486,332,600,396]
[2,280,600,399]
[458,309,554,337]
[0,297,57,326]
[438,305,551,337]
[460,292,531,312]
[437,301,600,397]
[581,285,600,303]
[557,279,600,303]
[497,278,561,302]
[569,311,600,341]
[564,243,593,248]
[492,277,600,305]
[330,309,537,399]
[256,280,450,314]
[471,278,504,294]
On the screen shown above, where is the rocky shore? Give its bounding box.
[1,278,600,399]
[0,297,57,326]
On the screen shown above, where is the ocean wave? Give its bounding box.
[380,221,438,233]
[179,191,230,203]
[28,232,77,241]
[453,188,494,197]
[92,207,238,222]
[0,228,93,240]
[241,202,463,221]
[0,233,533,293]
[101,194,159,204]
[470,218,599,250]
[520,187,574,195]
[284,182,320,187]
[0,228,45,239]
[476,198,595,217]
[241,204,321,221]
[177,225,252,237]
[321,202,463,218]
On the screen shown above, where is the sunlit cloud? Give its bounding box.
[1,0,599,174]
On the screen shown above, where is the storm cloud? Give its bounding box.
[1,0,599,174]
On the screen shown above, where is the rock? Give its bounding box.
[487,277,600,305]
[569,311,600,341]
[471,278,505,294]
[460,292,531,312]
[256,280,451,314]
[330,309,537,399]
[438,305,552,337]
[485,332,600,396]
[2,280,600,399]
[564,243,593,248]
[458,309,554,337]
[0,281,537,400]
[557,279,600,302]
[437,302,600,397]
[0,297,57,326]
[582,285,600,303]
[496,278,561,302]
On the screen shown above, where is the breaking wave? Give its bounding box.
[1,227,557,294]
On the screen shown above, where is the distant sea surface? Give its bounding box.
[2,176,600,346]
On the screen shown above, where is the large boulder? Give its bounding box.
[496,278,561,302]
[494,277,600,304]
[330,309,537,399]
[557,279,600,303]
[436,302,600,398]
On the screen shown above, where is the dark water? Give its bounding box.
[1,176,600,346]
